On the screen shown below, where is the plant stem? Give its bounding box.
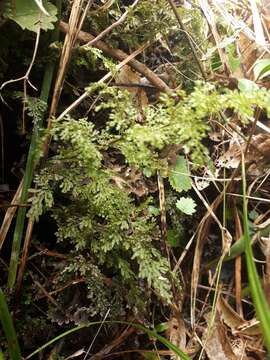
[242,155,270,354]
[26,321,191,360]
[0,288,21,360]
[7,0,62,289]
[167,0,207,80]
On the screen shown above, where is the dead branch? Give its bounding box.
[57,42,150,120]
[86,0,139,46]
[167,0,207,80]
[59,21,172,94]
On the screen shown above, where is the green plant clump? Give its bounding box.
[29,82,270,313]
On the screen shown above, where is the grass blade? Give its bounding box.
[242,157,270,353]
[7,0,62,288]
[0,288,21,360]
[26,321,191,360]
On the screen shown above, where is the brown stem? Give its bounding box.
[167,0,207,80]
[86,0,139,46]
[59,21,172,94]
[233,204,243,316]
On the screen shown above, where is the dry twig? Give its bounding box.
[59,21,172,93]
[85,0,139,46]
[57,42,152,120]
[0,180,23,250]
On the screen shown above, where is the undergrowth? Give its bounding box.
[1,0,270,358]
[28,83,270,314]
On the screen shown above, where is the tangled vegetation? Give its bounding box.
[1,0,270,359]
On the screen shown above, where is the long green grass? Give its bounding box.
[242,157,270,353]
[0,288,21,360]
[26,321,191,360]
[7,0,62,289]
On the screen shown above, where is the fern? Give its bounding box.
[87,0,174,50]
[30,116,172,302]
[29,83,270,311]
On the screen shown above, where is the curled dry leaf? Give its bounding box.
[194,167,219,191]
[216,134,270,175]
[204,312,243,360]
[217,296,261,337]
[116,65,149,109]
[209,130,223,142]
[166,316,186,360]
[194,176,210,190]
[110,165,157,197]
[216,138,242,169]
[64,348,85,359]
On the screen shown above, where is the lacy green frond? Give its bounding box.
[29,82,270,307]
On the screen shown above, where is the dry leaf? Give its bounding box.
[116,65,141,90]
[217,296,261,336]
[110,165,157,197]
[166,316,186,360]
[237,33,257,78]
[216,134,270,175]
[116,65,148,109]
[209,130,223,142]
[194,167,219,191]
[204,312,241,360]
[194,176,210,190]
[64,349,85,359]
[216,140,241,169]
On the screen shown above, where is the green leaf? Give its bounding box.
[249,209,259,221]
[143,353,159,360]
[226,44,241,73]
[238,79,259,93]
[34,0,49,16]
[203,36,236,60]
[148,206,160,217]
[224,235,245,261]
[167,228,180,248]
[6,0,57,32]
[143,168,153,177]
[241,153,270,353]
[169,156,191,193]
[154,322,169,333]
[254,59,270,81]
[176,197,196,215]
[0,288,21,360]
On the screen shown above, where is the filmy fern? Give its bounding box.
[29,115,172,302]
[29,83,270,308]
